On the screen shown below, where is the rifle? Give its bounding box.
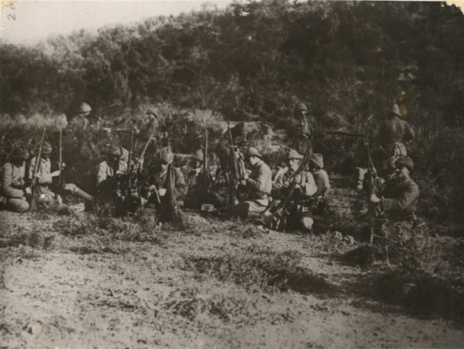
[270,142,313,232]
[58,126,65,193]
[29,128,46,211]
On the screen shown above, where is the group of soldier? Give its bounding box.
[0,97,419,234]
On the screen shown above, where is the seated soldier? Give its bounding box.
[223,147,272,219]
[96,143,131,214]
[309,153,331,197]
[370,156,419,222]
[265,149,318,231]
[28,141,94,206]
[141,147,187,224]
[0,146,31,212]
[182,149,206,209]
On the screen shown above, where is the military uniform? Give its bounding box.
[142,147,187,223]
[309,153,331,197]
[265,149,317,230]
[225,148,272,219]
[290,103,313,156]
[377,104,415,175]
[373,156,419,222]
[0,147,30,212]
[29,142,94,205]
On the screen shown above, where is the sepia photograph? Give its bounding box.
[1,0,464,348]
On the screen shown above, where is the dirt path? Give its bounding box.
[1,210,463,349]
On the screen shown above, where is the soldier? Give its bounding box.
[309,153,331,197]
[224,147,272,219]
[69,102,92,131]
[181,149,206,209]
[370,156,419,222]
[141,147,187,223]
[266,149,318,231]
[28,142,94,205]
[291,103,313,156]
[376,103,415,176]
[0,146,30,212]
[96,143,131,214]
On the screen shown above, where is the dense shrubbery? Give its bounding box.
[1,1,464,222]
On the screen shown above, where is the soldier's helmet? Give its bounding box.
[40,142,53,155]
[309,153,324,169]
[79,102,92,114]
[288,149,303,160]
[192,149,204,163]
[107,143,123,158]
[390,103,401,117]
[158,147,174,165]
[395,156,414,172]
[245,147,262,159]
[294,102,308,113]
[11,145,29,161]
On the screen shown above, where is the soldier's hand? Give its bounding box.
[293,174,301,184]
[370,194,380,203]
[149,185,157,192]
[243,173,249,180]
[50,170,61,177]
[25,187,32,195]
[61,162,66,170]
[240,179,247,186]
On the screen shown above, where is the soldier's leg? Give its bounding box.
[38,188,57,205]
[64,183,94,202]
[5,198,30,212]
[246,200,268,218]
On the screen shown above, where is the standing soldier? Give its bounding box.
[224,147,272,219]
[0,146,31,212]
[28,142,94,205]
[376,103,415,176]
[141,147,187,223]
[291,103,313,156]
[69,102,92,131]
[267,149,318,231]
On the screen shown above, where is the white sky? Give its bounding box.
[0,0,232,45]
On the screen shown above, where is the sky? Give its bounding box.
[0,0,232,45]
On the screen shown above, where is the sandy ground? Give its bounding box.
[0,210,463,349]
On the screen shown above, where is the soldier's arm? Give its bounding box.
[96,162,108,186]
[382,181,419,211]
[247,166,269,192]
[403,122,415,142]
[302,172,318,196]
[1,163,26,198]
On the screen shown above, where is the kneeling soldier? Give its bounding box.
[266,149,318,231]
[370,156,419,222]
[141,147,187,224]
[96,143,131,214]
[224,147,272,219]
[29,142,93,206]
[0,146,31,212]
